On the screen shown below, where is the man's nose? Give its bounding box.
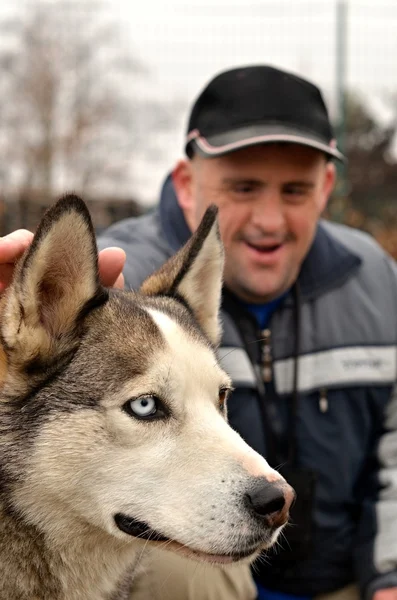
[245,478,295,528]
[251,195,285,233]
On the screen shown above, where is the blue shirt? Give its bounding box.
[241,294,287,329]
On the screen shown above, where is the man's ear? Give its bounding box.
[172,159,194,215]
[140,206,224,346]
[319,161,337,214]
[1,195,108,366]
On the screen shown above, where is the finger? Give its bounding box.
[112,272,125,290]
[0,247,127,294]
[0,230,34,263]
[98,247,126,288]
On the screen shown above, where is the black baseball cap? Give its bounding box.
[185,65,344,161]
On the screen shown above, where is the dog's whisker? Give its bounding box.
[218,347,239,364]
[273,461,288,472]
[136,536,152,565]
[219,338,273,368]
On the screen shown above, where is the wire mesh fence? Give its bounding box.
[0,0,396,255]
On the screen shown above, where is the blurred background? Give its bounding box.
[0,0,396,257]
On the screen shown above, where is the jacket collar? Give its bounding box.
[159,175,362,301]
[159,174,191,253]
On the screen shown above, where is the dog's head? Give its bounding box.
[0,196,293,564]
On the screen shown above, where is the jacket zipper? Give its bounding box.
[319,387,328,413]
[262,328,328,414]
[261,328,273,383]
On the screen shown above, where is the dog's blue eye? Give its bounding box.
[123,395,166,420]
[129,396,157,417]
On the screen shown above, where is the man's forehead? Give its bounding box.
[193,144,327,170]
[219,176,316,188]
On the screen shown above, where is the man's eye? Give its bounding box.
[283,188,309,203]
[234,184,256,194]
[284,186,308,196]
[123,395,167,420]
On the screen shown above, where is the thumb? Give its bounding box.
[98,247,126,288]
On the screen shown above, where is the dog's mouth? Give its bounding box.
[114,513,258,564]
[115,513,169,542]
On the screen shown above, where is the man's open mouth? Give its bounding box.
[245,241,283,253]
[114,513,259,563]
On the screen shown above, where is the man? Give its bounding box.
[1,66,396,600]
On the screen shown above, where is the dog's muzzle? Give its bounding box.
[113,478,295,563]
[114,512,261,561]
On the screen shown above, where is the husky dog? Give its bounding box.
[0,196,293,600]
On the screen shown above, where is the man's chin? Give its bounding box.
[225,259,297,304]
[225,276,291,304]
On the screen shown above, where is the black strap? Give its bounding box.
[222,285,301,467]
[288,282,301,465]
[222,290,280,465]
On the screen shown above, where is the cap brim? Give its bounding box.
[187,124,345,162]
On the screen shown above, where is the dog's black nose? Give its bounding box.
[245,478,293,526]
[246,483,285,516]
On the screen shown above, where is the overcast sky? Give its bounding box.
[6,0,396,204]
[107,0,397,203]
[113,0,397,101]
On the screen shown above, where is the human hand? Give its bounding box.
[373,588,397,600]
[0,230,125,291]
[97,247,125,289]
[0,229,33,292]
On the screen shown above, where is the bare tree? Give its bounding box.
[344,91,397,217]
[328,91,397,259]
[0,0,174,209]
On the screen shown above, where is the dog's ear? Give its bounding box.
[140,206,224,345]
[1,195,107,365]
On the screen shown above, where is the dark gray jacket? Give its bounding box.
[99,176,397,599]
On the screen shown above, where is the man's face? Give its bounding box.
[173,144,335,304]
